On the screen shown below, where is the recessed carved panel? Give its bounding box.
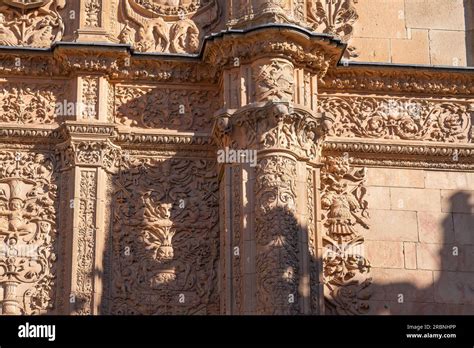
[0,151,57,315]
[114,85,219,131]
[0,82,66,124]
[110,156,219,315]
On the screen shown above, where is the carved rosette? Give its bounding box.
[0,151,58,315]
[321,155,372,315]
[0,0,66,48]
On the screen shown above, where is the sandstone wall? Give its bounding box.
[363,167,474,314]
[351,0,473,66]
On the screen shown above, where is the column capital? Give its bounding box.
[56,122,121,172]
[213,102,334,163]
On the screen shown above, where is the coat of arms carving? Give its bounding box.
[0,0,66,48]
[118,0,219,54]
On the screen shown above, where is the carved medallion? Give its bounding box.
[0,0,66,48]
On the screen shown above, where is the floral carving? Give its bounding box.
[0,83,65,124]
[115,85,219,131]
[111,157,219,314]
[319,96,472,143]
[215,104,332,161]
[0,0,66,48]
[58,140,121,172]
[85,0,101,27]
[0,151,57,315]
[308,0,359,58]
[321,155,372,315]
[81,77,99,120]
[74,170,97,315]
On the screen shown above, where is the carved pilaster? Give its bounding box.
[57,123,119,315]
[75,0,116,42]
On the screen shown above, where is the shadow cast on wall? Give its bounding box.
[326,191,474,315]
[465,0,474,66]
[94,155,220,315]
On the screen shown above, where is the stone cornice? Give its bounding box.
[324,137,474,169]
[0,26,471,97]
[321,63,474,97]
[202,25,345,76]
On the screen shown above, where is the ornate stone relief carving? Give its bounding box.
[118,0,219,54]
[0,0,66,48]
[322,68,474,96]
[111,156,219,314]
[214,103,333,162]
[74,170,97,315]
[58,139,121,173]
[319,96,472,143]
[255,155,300,314]
[81,76,99,120]
[204,30,340,78]
[114,85,219,131]
[321,155,372,315]
[253,59,294,103]
[85,0,101,27]
[307,0,359,58]
[307,168,320,313]
[0,82,65,124]
[0,151,57,315]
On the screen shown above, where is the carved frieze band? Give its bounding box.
[319,95,473,143]
[114,85,219,132]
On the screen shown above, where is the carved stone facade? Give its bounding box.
[0,0,472,315]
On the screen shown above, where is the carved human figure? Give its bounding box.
[0,198,36,240]
[321,157,369,243]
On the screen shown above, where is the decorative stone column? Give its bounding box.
[210,30,341,313]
